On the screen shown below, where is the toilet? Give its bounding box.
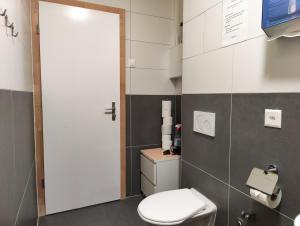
[138,188,217,225]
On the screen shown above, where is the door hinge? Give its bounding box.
[41,179,45,189]
[36,23,40,35]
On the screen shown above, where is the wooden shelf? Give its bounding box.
[141,148,181,163]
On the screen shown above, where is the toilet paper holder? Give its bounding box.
[246,164,282,209]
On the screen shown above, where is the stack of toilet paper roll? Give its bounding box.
[162,101,172,151]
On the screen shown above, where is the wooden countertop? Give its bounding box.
[140,148,181,163]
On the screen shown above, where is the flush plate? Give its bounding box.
[193,111,216,137]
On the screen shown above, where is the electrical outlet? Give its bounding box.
[264,109,282,129]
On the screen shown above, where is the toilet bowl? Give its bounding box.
[137,188,217,225]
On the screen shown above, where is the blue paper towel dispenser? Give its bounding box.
[262,0,300,39]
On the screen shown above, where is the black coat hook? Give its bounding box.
[4,15,18,38]
[0,8,7,16]
[1,9,18,38]
[12,27,18,37]
[5,15,13,28]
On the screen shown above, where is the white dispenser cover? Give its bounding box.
[138,189,205,224]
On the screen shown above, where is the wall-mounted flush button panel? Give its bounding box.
[193,111,216,137]
[264,109,282,129]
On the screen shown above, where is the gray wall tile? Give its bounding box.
[231,94,300,219]
[130,95,175,146]
[12,92,35,215]
[182,94,231,182]
[126,96,131,147]
[181,161,229,226]
[16,168,38,226]
[0,90,14,226]
[126,147,132,196]
[0,90,37,226]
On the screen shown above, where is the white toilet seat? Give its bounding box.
[137,188,217,225]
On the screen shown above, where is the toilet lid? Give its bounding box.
[138,189,206,224]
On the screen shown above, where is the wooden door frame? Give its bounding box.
[31,0,126,216]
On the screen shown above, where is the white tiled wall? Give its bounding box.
[183,14,204,59]
[183,46,233,94]
[131,68,176,95]
[183,0,221,23]
[88,0,178,95]
[0,0,33,92]
[131,13,174,45]
[182,0,300,94]
[131,0,174,19]
[0,0,180,95]
[131,41,169,70]
[85,0,131,11]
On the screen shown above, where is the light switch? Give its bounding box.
[193,111,216,137]
[128,58,136,68]
[264,109,282,129]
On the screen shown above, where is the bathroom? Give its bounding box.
[1,0,300,225]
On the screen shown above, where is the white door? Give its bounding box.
[39,2,121,214]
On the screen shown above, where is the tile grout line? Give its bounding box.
[182,34,265,62]
[181,159,229,187]
[10,91,18,224]
[130,11,175,21]
[227,39,235,226]
[183,1,222,25]
[128,67,169,71]
[130,39,172,47]
[13,162,35,226]
[129,39,172,47]
[0,88,33,93]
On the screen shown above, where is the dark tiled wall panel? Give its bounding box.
[0,90,37,226]
[181,161,229,226]
[182,94,231,182]
[0,90,14,226]
[126,95,180,196]
[181,93,295,226]
[231,94,300,219]
[128,95,176,147]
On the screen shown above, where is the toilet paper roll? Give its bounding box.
[162,135,171,141]
[250,188,282,209]
[162,110,171,118]
[162,140,172,150]
[162,125,172,135]
[162,101,172,117]
[163,117,173,125]
[162,101,172,111]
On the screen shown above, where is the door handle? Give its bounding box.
[104,102,116,121]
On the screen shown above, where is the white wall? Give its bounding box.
[0,0,182,95]
[0,0,33,92]
[86,0,179,95]
[182,0,300,94]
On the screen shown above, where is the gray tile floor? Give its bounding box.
[39,196,148,226]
